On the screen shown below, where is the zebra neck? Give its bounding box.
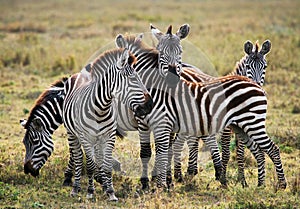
[37,101,63,134]
[232,55,247,76]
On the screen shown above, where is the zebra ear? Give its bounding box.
[115,34,128,49]
[32,118,43,132]
[117,48,130,69]
[150,24,163,42]
[20,119,27,128]
[176,24,190,39]
[244,40,253,55]
[135,33,144,43]
[260,40,271,55]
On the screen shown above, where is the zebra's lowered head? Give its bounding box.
[151,23,190,87]
[20,78,67,177]
[240,40,271,86]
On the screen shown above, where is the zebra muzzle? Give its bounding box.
[24,160,39,177]
[166,65,180,87]
[134,94,153,117]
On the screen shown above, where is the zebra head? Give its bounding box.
[151,24,190,86]
[242,40,271,86]
[20,118,54,177]
[114,45,153,117]
[20,78,66,177]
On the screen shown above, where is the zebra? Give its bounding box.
[114,29,286,191]
[20,78,122,182]
[62,45,153,201]
[172,40,272,187]
[21,78,68,178]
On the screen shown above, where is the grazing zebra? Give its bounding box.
[172,40,272,187]
[62,45,153,201]
[21,78,68,177]
[20,78,122,182]
[115,28,286,191]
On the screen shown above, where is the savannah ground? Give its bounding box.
[0,0,299,208]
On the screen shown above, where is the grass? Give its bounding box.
[0,0,299,208]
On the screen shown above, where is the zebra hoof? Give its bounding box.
[86,187,95,199]
[86,193,94,199]
[70,186,81,197]
[70,190,78,197]
[242,181,249,188]
[63,178,73,187]
[107,192,118,201]
[277,180,287,190]
[257,182,265,188]
[140,177,150,190]
[174,172,183,183]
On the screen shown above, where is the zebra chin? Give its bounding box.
[24,160,40,177]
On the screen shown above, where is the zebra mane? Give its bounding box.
[90,48,137,76]
[232,55,247,76]
[120,34,158,55]
[255,41,259,54]
[25,77,67,129]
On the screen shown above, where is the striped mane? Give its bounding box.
[25,77,67,129]
[90,48,137,77]
[121,35,159,59]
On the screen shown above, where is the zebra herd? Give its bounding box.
[20,24,287,201]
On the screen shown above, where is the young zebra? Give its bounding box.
[114,31,286,190]
[62,46,153,201]
[172,40,272,187]
[20,78,122,181]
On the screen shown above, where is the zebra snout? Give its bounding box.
[134,94,153,117]
[24,160,39,177]
[166,65,180,87]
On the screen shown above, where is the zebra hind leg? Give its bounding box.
[220,128,231,186]
[63,140,77,186]
[202,135,225,186]
[236,134,248,188]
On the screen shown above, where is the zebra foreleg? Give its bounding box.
[152,128,171,189]
[70,138,83,197]
[63,146,75,187]
[101,137,118,201]
[235,134,248,187]
[85,153,96,199]
[166,133,176,188]
[173,134,185,183]
[139,128,152,190]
